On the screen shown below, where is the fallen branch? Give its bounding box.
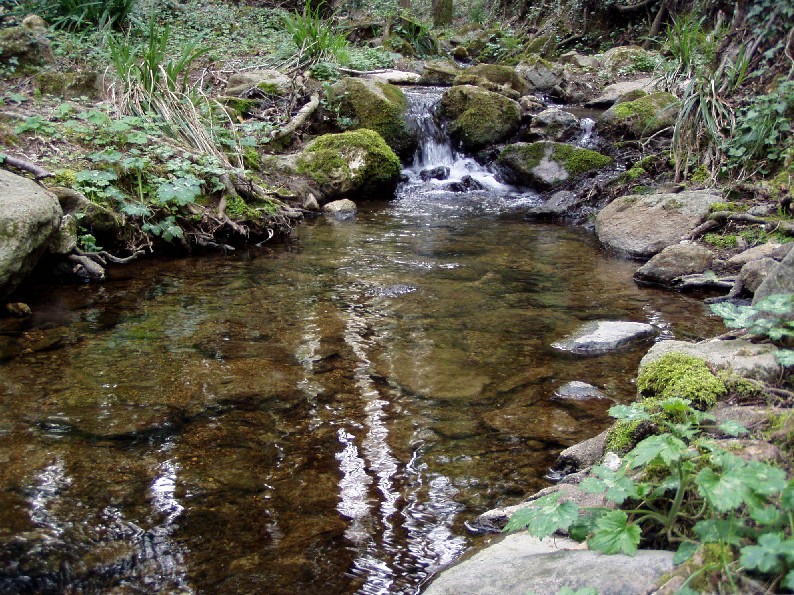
[67,254,106,281]
[269,93,319,144]
[689,219,720,238]
[0,153,53,179]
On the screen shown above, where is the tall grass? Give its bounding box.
[283,0,350,67]
[22,0,137,30]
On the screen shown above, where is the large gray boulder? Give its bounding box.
[597,92,679,139]
[0,169,62,299]
[634,243,714,287]
[528,108,580,142]
[586,77,655,107]
[516,55,564,92]
[425,532,674,595]
[596,190,722,259]
[753,245,794,305]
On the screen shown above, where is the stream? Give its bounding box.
[0,89,723,594]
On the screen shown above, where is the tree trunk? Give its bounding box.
[432,0,453,27]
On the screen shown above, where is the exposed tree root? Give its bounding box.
[0,153,52,179]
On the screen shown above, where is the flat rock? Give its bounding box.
[365,70,421,84]
[323,198,357,220]
[552,320,656,355]
[634,243,714,287]
[710,405,781,436]
[425,532,674,595]
[586,77,654,107]
[710,439,782,464]
[726,243,783,268]
[640,338,781,383]
[595,191,722,259]
[526,190,585,219]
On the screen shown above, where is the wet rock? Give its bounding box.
[323,199,357,220]
[226,69,292,96]
[296,129,401,200]
[48,213,78,255]
[0,169,63,299]
[421,59,464,85]
[5,302,31,317]
[553,381,606,400]
[553,430,608,475]
[50,186,120,240]
[528,108,580,142]
[634,243,714,288]
[425,532,674,595]
[525,190,584,219]
[586,77,654,107]
[440,85,521,151]
[420,166,450,181]
[552,320,655,355]
[456,63,529,95]
[752,244,794,304]
[595,190,722,259]
[726,243,783,268]
[482,404,581,445]
[518,96,545,117]
[329,77,416,156]
[445,175,485,192]
[387,349,491,401]
[515,55,564,92]
[597,92,679,139]
[641,338,781,383]
[498,142,611,190]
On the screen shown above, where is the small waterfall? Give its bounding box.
[577,117,597,149]
[402,88,514,193]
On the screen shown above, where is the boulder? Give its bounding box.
[641,338,782,383]
[421,60,464,85]
[528,108,580,142]
[34,70,103,99]
[50,187,120,241]
[518,95,545,117]
[634,243,714,287]
[726,243,783,268]
[364,70,421,85]
[456,63,529,95]
[0,22,54,74]
[586,77,655,107]
[737,257,778,294]
[425,532,674,595]
[440,85,521,151]
[498,142,612,190]
[600,45,656,73]
[516,55,564,92]
[329,77,416,157]
[0,169,62,299]
[753,245,794,305]
[295,129,401,201]
[226,69,292,96]
[48,213,78,254]
[595,190,722,259]
[553,320,655,355]
[554,430,609,474]
[525,190,585,219]
[559,51,600,70]
[322,199,357,220]
[597,92,679,139]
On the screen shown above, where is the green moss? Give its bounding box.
[634,154,660,171]
[464,63,528,94]
[296,129,400,192]
[53,168,77,187]
[256,81,280,95]
[242,147,261,170]
[664,197,684,209]
[689,164,709,184]
[220,96,259,118]
[703,233,738,249]
[739,227,768,246]
[605,420,642,454]
[709,201,748,213]
[552,143,612,175]
[621,166,647,181]
[638,353,726,410]
[441,86,521,150]
[607,92,679,138]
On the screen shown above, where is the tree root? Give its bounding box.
[269,93,319,144]
[0,153,53,179]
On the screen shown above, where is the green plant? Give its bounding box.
[710,293,794,367]
[506,398,794,591]
[703,233,738,249]
[283,0,350,67]
[21,0,137,30]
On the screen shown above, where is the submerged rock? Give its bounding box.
[440,85,521,151]
[420,166,450,181]
[0,169,62,299]
[554,381,606,400]
[296,129,401,200]
[329,77,416,157]
[425,532,674,595]
[597,91,679,139]
[498,141,612,190]
[595,190,721,259]
[552,320,655,355]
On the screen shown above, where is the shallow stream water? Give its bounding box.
[0,90,723,594]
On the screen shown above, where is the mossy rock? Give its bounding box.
[440,85,521,151]
[597,92,680,139]
[524,34,556,57]
[497,141,612,189]
[421,59,464,86]
[516,54,563,92]
[0,25,54,75]
[296,129,401,200]
[637,352,726,410]
[34,70,103,99]
[458,64,529,95]
[329,77,416,158]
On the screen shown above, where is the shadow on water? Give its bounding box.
[0,89,724,594]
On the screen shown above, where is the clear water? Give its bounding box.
[0,90,723,594]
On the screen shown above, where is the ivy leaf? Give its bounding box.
[503,493,579,539]
[775,349,794,367]
[718,420,748,437]
[121,202,151,217]
[693,518,745,545]
[740,533,794,573]
[608,404,651,422]
[588,510,640,556]
[580,466,637,504]
[749,505,782,526]
[626,434,686,468]
[125,131,148,144]
[156,176,202,206]
[674,542,699,565]
[75,169,117,187]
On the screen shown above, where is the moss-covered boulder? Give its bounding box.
[498,141,612,190]
[515,55,564,92]
[328,77,416,157]
[454,64,529,95]
[420,59,464,86]
[35,70,103,99]
[296,129,401,200]
[225,70,292,97]
[440,85,521,151]
[638,352,726,410]
[597,92,679,139]
[0,21,54,75]
[599,45,658,74]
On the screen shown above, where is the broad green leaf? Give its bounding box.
[718,420,748,436]
[75,169,118,186]
[739,533,794,573]
[695,467,750,512]
[693,518,745,545]
[125,131,148,144]
[156,176,202,207]
[580,466,637,504]
[121,202,151,217]
[503,493,579,539]
[754,293,794,316]
[749,505,783,526]
[608,404,651,422]
[781,480,794,511]
[674,542,699,565]
[626,434,687,468]
[783,570,794,591]
[588,510,640,556]
[776,349,794,367]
